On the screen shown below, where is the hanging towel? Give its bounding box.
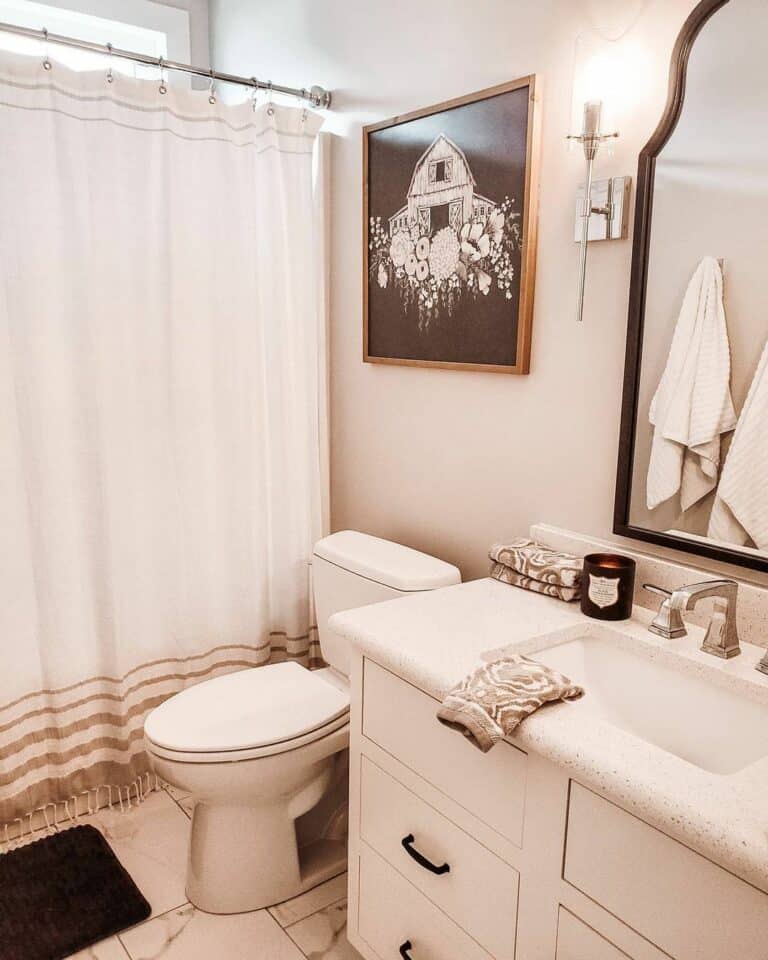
[437,655,584,752]
[646,257,737,512]
[708,340,768,550]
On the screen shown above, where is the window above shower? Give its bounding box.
[0,0,192,79]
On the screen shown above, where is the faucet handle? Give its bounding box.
[643,583,687,639]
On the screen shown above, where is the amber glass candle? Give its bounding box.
[580,553,636,621]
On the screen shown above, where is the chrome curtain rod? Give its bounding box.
[0,20,332,109]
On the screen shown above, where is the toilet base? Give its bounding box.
[186,798,347,913]
[148,715,351,915]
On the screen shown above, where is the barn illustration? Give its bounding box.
[388,134,496,237]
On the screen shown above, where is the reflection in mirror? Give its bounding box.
[618,0,768,569]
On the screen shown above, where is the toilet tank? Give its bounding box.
[312,530,461,678]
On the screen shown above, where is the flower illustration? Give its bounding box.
[428,227,461,282]
[460,221,491,262]
[486,209,505,244]
[389,230,414,268]
[477,269,492,295]
[372,148,521,329]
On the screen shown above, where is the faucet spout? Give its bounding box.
[669,578,738,612]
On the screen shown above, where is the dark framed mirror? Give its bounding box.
[614,0,768,574]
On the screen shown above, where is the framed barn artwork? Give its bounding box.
[363,76,540,374]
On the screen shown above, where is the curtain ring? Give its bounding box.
[250,76,259,112]
[208,68,216,105]
[105,42,114,83]
[266,80,274,117]
[158,56,167,95]
[42,27,52,70]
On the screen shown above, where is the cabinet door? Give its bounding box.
[564,783,768,960]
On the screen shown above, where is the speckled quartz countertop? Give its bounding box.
[330,577,768,894]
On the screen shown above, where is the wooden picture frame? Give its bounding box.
[363,76,540,374]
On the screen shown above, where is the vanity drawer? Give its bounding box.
[360,755,518,959]
[362,659,527,846]
[555,908,631,960]
[564,783,768,960]
[358,842,493,960]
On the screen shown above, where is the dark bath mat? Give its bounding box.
[0,824,151,960]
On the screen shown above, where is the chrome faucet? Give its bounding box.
[644,579,741,659]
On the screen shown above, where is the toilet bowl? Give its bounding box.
[144,530,461,913]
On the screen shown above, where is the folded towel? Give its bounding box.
[490,563,580,602]
[437,655,584,752]
[646,256,737,512]
[708,339,768,549]
[489,539,583,590]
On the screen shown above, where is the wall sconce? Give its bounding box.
[568,100,629,323]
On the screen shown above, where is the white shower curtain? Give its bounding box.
[0,51,328,827]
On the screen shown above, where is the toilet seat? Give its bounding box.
[144,662,350,764]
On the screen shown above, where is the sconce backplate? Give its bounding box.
[574,176,631,242]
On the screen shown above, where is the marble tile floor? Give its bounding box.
[63,786,362,960]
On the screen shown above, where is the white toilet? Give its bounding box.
[144,530,460,914]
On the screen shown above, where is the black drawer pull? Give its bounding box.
[401,834,450,875]
[399,941,413,959]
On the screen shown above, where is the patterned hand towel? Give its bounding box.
[489,538,583,600]
[437,655,584,752]
[490,563,580,603]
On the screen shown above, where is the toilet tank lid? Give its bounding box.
[313,530,461,592]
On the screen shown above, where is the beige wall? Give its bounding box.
[210,0,709,581]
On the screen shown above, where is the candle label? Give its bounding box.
[588,574,620,609]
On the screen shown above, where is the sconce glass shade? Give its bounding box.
[570,32,650,139]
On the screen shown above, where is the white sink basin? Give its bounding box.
[533,633,768,775]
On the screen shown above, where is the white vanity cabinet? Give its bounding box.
[347,657,768,960]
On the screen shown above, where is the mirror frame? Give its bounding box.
[613,0,768,574]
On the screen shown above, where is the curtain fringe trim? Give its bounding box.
[0,772,162,854]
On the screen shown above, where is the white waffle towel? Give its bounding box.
[708,339,768,550]
[646,257,737,512]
